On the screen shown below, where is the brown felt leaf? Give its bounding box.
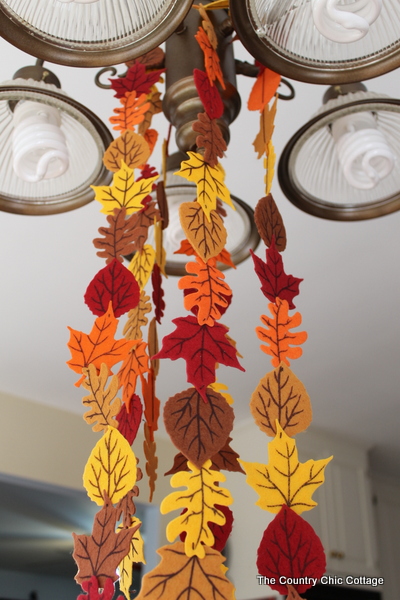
[135,542,234,600]
[254,194,287,251]
[118,341,150,407]
[164,387,234,469]
[156,180,169,229]
[144,422,158,502]
[179,202,226,263]
[253,95,278,159]
[165,452,190,476]
[148,317,159,377]
[138,86,162,135]
[94,207,137,264]
[72,496,139,586]
[123,291,151,341]
[125,200,161,253]
[126,47,165,69]
[116,482,141,529]
[192,112,227,168]
[103,131,151,172]
[250,363,312,437]
[287,584,304,600]
[210,437,245,473]
[141,369,160,436]
[81,363,121,432]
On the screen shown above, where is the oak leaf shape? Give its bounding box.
[254,194,287,251]
[197,4,218,49]
[117,341,150,406]
[103,131,151,172]
[82,363,121,432]
[195,27,225,89]
[163,387,234,469]
[179,202,226,263]
[110,63,165,98]
[116,394,143,445]
[109,91,150,131]
[123,291,151,340]
[253,95,278,159]
[192,112,227,167]
[153,316,245,399]
[138,86,163,135]
[84,259,140,318]
[122,200,161,254]
[241,423,332,514]
[118,517,146,600]
[128,244,156,289]
[115,478,142,529]
[93,207,138,264]
[135,542,234,600]
[72,496,139,586]
[193,68,224,120]
[248,67,281,111]
[256,298,307,367]
[161,460,232,557]
[250,363,312,437]
[83,427,137,506]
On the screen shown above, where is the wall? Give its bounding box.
[0,569,79,600]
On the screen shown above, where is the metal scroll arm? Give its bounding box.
[235,59,295,100]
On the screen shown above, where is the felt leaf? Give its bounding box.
[192,112,227,168]
[209,437,245,473]
[135,542,234,600]
[103,131,151,172]
[248,68,281,111]
[154,216,166,275]
[82,363,121,432]
[116,395,143,445]
[94,207,138,264]
[256,298,307,367]
[241,423,332,514]
[141,369,160,435]
[128,244,156,290]
[115,479,141,529]
[253,96,278,159]
[109,91,150,131]
[254,194,287,251]
[152,263,165,324]
[83,427,137,506]
[198,4,218,49]
[287,585,305,600]
[165,453,190,476]
[179,202,226,263]
[175,152,233,221]
[179,256,232,326]
[208,505,234,552]
[144,421,158,502]
[195,0,229,8]
[153,316,245,399]
[77,576,117,600]
[195,27,225,89]
[164,387,234,469]
[118,517,146,600]
[156,180,169,230]
[142,128,158,158]
[148,317,159,377]
[67,303,135,386]
[122,200,161,254]
[125,47,165,69]
[161,460,232,558]
[265,141,276,194]
[73,496,139,586]
[138,87,163,135]
[250,364,312,437]
[257,505,326,594]
[84,259,140,318]
[174,239,197,257]
[110,63,165,98]
[118,341,150,407]
[216,247,236,269]
[92,162,158,215]
[123,291,151,341]
[250,240,303,309]
[193,68,224,120]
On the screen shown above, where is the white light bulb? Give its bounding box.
[332,113,395,189]
[312,0,382,43]
[12,101,69,183]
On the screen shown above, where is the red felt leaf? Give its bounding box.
[193,68,224,120]
[84,259,140,318]
[179,504,233,552]
[77,576,117,600]
[153,316,245,399]
[250,239,302,309]
[152,263,165,324]
[138,164,159,181]
[116,394,143,445]
[110,63,165,98]
[257,505,326,595]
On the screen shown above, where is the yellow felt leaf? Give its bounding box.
[83,427,137,506]
[240,422,332,514]
[194,0,229,9]
[175,152,233,221]
[154,217,167,276]
[92,162,158,215]
[128,244,156,289]
[81,363,121,432]
[123,291,152,341]
[119,517,146,599]
[264,141,276,195]
[210,381,234,405]
[160,460,233,558]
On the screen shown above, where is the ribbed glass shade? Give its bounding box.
[0,0,192,67]
[0,79,112,214]
[278,91,400,220]
[230,0,400,83]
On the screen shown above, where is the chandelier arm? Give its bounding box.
[94,67,119,90]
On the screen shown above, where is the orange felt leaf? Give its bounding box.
[67,303,135,386]
[117,340,150,407]
[109,91,150,131]
[248,68,281,112]
[103,131,151,172]
[179,256,232,326]
[253,95,278,159]
[195,27,226,89]
[143,128,158,157]
[256,298,307,367]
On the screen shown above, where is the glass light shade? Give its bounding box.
[0,0,193,67]
[278,90,400,220]
[0,78,112,214]
[230,0,400,83]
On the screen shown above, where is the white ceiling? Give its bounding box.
[0,37,400,482]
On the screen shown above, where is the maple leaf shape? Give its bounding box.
[103,131,151,172]
[161,460,232,558]
[82,363,121,432]
[144,421,158,502]
[195,26,226,89]
[118,340,150,406]
[85,259,140,318]
[110,63,165,98]
[109,91,150,131]
[256,298,307,367]
[179,256,232,326]
[257,506,326,594]
[73,496,139,586]
[179,202,226,263]
[254,194,287,251]
[250,363,312,437]
[116,394,143,445]
[192,112,227,168]
[152,263,165,324]
[92,162,158,215]
[128,244,156,289]
[248,67,281,111]
[193,68,224,120]
[164,387,234,469]
[175,151,233,221]
[67,303,136,386]
[138,86,163,135]
[210,437,245,473]
[153,316,245,399]
[253,95,278,159]
[123,291,151,340]
[251,240,303,309]
[241,423,332,513]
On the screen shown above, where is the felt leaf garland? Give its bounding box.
[192,112,227,167]
[82,364,121,432]
[254,194,287,251]
[110,63,165,98]
[256,298,307,367]
[118,517,146,599]
[85,259,140,318]
[103,131,151,172]
[128,244,156,290]
[179,202,227,263]
[253,96,278,159]
[248,67,281,112]
[195,27,225,89]
[83,427,137,506]
[123,291,151,340]
[241,423,332,514]
[118,341,150,407]
[160,460,232,558]
[123,200,161,254]
[193,69,224,120]
[94,207,138,264]
[116,395,143,445]
[109,91,150,131]
[138,87,163,135]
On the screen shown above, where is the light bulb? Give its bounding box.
[331,112,395,189]
[312,0,382,43]
[12,101,69,183]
